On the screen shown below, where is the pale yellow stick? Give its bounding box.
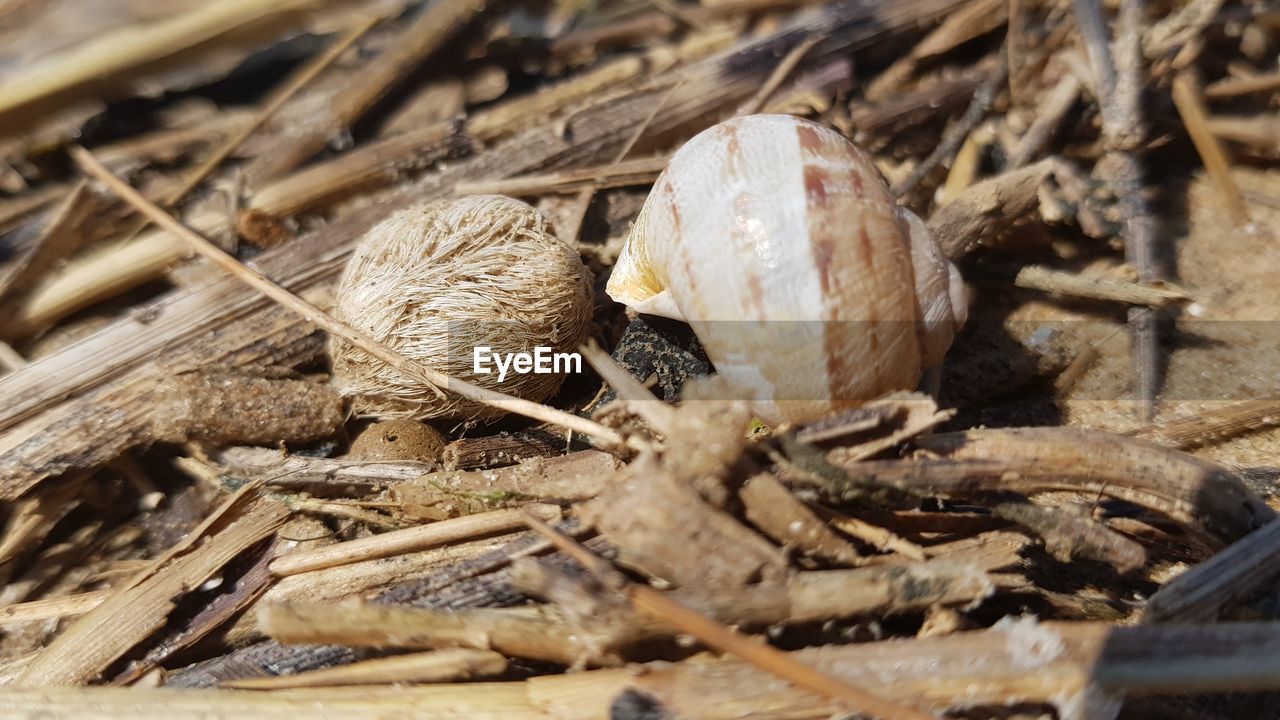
[221,648,507,689]
[1014,265,1191,307]
[1171,72,1249,226]
[0,591,109,626]
[269,505,561,576]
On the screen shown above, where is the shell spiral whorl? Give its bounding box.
[606,114,966,424]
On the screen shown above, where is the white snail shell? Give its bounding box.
[606,114,967,425]
[331,196,593,421]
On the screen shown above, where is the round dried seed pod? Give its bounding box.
[331,196,593,421]
[347,419,446,463]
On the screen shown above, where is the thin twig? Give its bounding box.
[1204,71,1280,99]
[737,35,824,115]
[1074,0,1161,421]
[255,0,488,181]
[893,56,1009,197]
[1171,72,1249,226]
[270,505,562,577]
[1008,264,1191,306]
[563,80,680,243]
[1008,73,1081,169]
[70,146,629,448]
[452,156,667,196]
[114,15,382,246]
[1130,397,1280,450]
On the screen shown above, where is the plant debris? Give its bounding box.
[1,1,1279,718]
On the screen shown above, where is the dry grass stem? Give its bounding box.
[269,505,562,576]
[1171,72,1250,226]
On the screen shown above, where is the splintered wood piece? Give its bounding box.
[259,601,657,667]
[1145,518,1280,623]
[221,648,508,689]
[0,590,109,627]
[885,427,1274,545]
[112,541,279,686]
[582,453,788,594]
[526,619,1280,718]
[740,473,864,566]
[442,430,571,471]
[269,505,562,577]
[16,486,290,687]
[1010,264,1191,307]
[452,156,668,197]
[262,534,522,609]
[928,158,1058,259]
[0,0,969,499]
[992,501,1147,573]
[218,446,617,504]
[814,391,953,463]
[1130,397,1280,449]
[913,530,1030,571]
[821,509,927,561]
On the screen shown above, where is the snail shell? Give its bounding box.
[606,114,966,425]
[331,195,593,421]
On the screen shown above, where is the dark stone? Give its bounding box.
[604,315,713,404]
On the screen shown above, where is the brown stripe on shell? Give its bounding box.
[847,164,865,199]
[857,221,882,363]
[795,122,827,159]
[804,164,831,206]
[816,214,888,407]
[721,122,745,176]
[815,218,861,408]
[662,179,699,309]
